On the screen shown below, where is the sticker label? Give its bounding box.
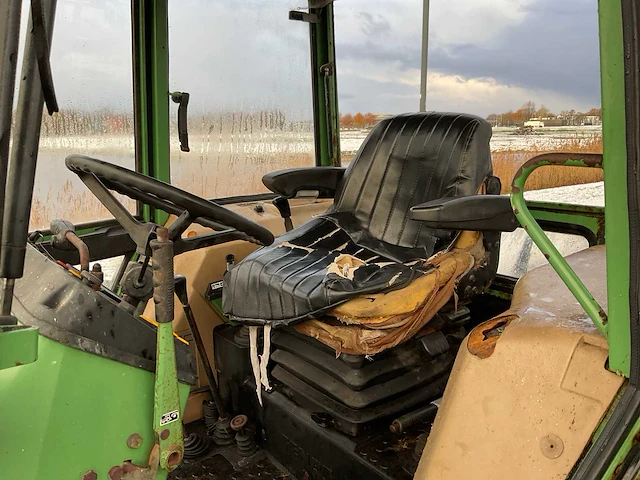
[160,410,180,426]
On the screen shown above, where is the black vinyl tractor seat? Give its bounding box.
[222,112,496,327]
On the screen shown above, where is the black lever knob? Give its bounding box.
[273,196,293,231]
[174,274,189,306]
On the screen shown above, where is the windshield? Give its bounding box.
[19,0,136,230]
[167,0,315,198]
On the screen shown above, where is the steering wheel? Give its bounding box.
[65,155,274,255]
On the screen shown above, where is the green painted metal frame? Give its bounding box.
[510,152,608,337]
[0,324,38,370]
[309,3,341,167]
[0,334,190,479]
[132,0,171,225]
[599,0,631,378]
[528,201,605,245]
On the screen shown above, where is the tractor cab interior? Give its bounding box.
[1,0,636,479]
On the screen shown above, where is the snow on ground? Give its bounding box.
[340,126,602,154]
[498,182,604,277]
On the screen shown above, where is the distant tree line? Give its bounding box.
[340,112,378,129]
[486,102,602,127]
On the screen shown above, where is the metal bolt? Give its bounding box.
[82,470,98,480]
[126,433,143,449]
[107,466,123,480]
[231,414,248,431]
[160,429,170,440]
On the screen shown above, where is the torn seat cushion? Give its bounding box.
[295,231,484,355]
[222,112,493,327]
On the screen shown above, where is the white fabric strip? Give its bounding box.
[248,326,262,406]
[260,324,272,391]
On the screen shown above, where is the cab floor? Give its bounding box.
[168,422,292,480]
[169,453,291,480]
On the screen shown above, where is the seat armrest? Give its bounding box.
[262,167,346,198]
[410,195,518,232]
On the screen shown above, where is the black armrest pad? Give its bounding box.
[410,195,518,232]
[262,167,346,198]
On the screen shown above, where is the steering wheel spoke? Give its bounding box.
[79,172,156,254]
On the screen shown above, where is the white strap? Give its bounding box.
[248,326,262,406]
[260,324,272,391]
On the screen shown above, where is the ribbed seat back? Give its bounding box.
[334,112,493,248]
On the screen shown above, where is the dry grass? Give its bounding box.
[29,133,604,230]
[343,133,603,194]
[491,133,603,193]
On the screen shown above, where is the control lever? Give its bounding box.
[170,92,190,152]
[50,219,90,272]
[272,196,293,232]
[174,274,228,420]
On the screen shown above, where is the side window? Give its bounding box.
[497,183,602,277]
[498,230,589,278]
[168,2,315,198]
[29,0,135,230]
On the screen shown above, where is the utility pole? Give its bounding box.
[419,0,429,112]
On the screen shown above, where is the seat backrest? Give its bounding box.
[334,112,492,248]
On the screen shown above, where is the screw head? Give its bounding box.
[160,429,170,440]
[126,433,143,449]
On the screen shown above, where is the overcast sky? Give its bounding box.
[38,0,600,118]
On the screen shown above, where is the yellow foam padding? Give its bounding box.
[294,231,484,355]
[329,231,482,321]
[295,252,467,355]
[140,314,190,345]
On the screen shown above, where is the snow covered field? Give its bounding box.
[341,126,602,155]
[498,181,603,277]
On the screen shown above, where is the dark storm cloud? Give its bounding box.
[30,0,600,118]
[428,0,600,103]
[360,12,392,36]
[336,0,601,112]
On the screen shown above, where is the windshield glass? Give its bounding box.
[20,0,136,230]
[168,0,315,199]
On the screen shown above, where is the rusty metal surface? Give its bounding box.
[82,470,98,480]
[108,444,160,480]
[127,433,143,449]
[65,231,90,271]
[230,415,248,431]
[467,315,516,359]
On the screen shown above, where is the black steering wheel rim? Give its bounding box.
[65,155,274,246]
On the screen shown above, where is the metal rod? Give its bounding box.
[0,0,23,256]
[390,401,439,433]
[174,274,228,419]
[0,279,15,316]
[0,0,57,289]
[510,152,607,335]
[65,232,90,272]
[419,0,430,112]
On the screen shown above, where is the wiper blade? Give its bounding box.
[30,0,58,115]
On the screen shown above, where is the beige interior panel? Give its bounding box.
[416,245,624,479]
[144,198,332,419]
